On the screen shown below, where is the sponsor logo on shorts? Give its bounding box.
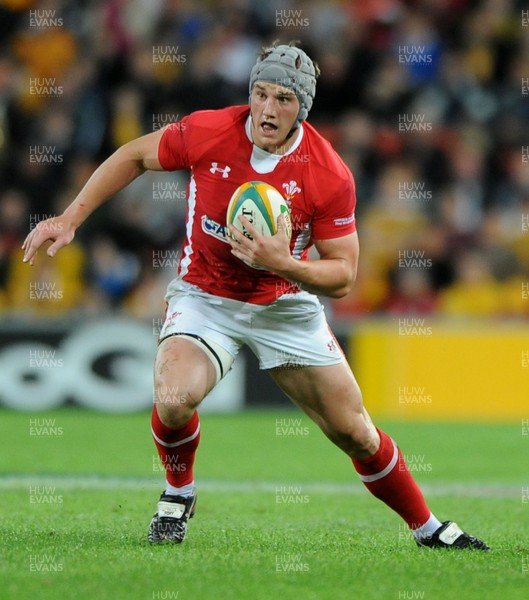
[201,215,230,243]
[327,339,337,352]
[163,311,182,329]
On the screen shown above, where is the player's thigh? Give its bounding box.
[269,362,378,457]
[154,336,217,424]
[270,361,362,418]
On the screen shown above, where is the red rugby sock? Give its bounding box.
[151,406,200,488]
[352,427,431,528]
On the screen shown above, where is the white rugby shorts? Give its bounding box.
[159,279,344,381]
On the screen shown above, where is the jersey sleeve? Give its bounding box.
[157,117,191,171]
[311,173,357,240]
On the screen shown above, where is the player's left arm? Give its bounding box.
[297,232,359,298]
[276,230,359,298]
[229,215,359,298]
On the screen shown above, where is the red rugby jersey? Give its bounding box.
[158,105,356,304]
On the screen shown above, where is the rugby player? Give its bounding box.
[22,42,489,550]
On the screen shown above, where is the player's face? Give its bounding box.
[250,82,300,153]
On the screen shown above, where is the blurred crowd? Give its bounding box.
[1,0,529,320]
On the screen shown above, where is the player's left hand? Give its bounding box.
[228,214,292,272]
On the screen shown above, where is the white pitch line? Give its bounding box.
[0,474,521,498]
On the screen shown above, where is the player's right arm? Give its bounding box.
[22,129,167,265]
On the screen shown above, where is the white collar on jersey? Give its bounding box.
[245,115,304,174]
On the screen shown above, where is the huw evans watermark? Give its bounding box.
[29,78,63,96]
[29,418,63,436]
[398,387,432,404]
[398,250,432,269]
[29,10,63,28]
[152,46,187,63]
[152,181,187,201]
[398,182,432,201]
[29,146,63,164]
[275,9,309,28]
[398,114,432,132]
[275,418,310,436]
[398,318,432,336]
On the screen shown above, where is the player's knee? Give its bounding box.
[153,375,202,426]
[154,391,197,427]
[349,432,379,459]
[329,418,379,459]
[347,421,380,458]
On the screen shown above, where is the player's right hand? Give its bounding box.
[21,215,76,266]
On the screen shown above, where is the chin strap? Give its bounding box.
[285,124,299,141]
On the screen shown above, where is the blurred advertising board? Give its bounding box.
[350,320,528,422]
[0,318,245,413]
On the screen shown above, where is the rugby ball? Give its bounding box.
[226,181,291,241]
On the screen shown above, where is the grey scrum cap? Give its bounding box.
[249,44,317,125]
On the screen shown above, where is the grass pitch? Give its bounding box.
[0,409,526,600]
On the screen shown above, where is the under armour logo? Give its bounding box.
[210,162,231,178]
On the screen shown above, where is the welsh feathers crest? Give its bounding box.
[282,180,301,204]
